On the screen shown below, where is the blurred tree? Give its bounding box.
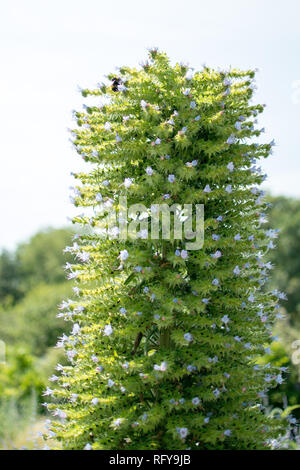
[16,228,74,293]
[264,196,300,416]
[267,196,300,328]
[0,282,72,356]
[0,250,21,305]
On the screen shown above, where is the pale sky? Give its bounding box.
[0,0,299,250]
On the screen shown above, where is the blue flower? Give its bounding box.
[226,134,236,145]
[221,315,230,325]
[184,333,193,342]
[212,278,219,286]
[223,78,231,86]
[190,101,196,109]
[192,397,200,405]
[233,266,240,275]
[168,174,176,183]
[227,162,234,172]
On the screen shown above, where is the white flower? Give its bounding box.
[185,70,194,80]
[96,193,103,202]
[119,249,129,261]
[54,408,67,419]
[72,323,80,335]
[91,398,99,405]
[107,379,115,387]
[112,418,123,427]
[146,166,153,176]
[118,84,127,92]
[78,251,90,262]
[43,387,54,396]
[104,122,111,131]
[227,162,234,172]
[140,99,147,109]
[181,250,188,259]
[183,88,191,96]
[178,427,189,439]
[124,178,133,188]
[84,443,92,450]
[109,226,120,238]
[103,324,113,336]
[155,138,161,145]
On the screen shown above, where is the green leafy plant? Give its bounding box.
[47,50,287,449]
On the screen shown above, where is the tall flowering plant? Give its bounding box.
[45,50,287,450]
